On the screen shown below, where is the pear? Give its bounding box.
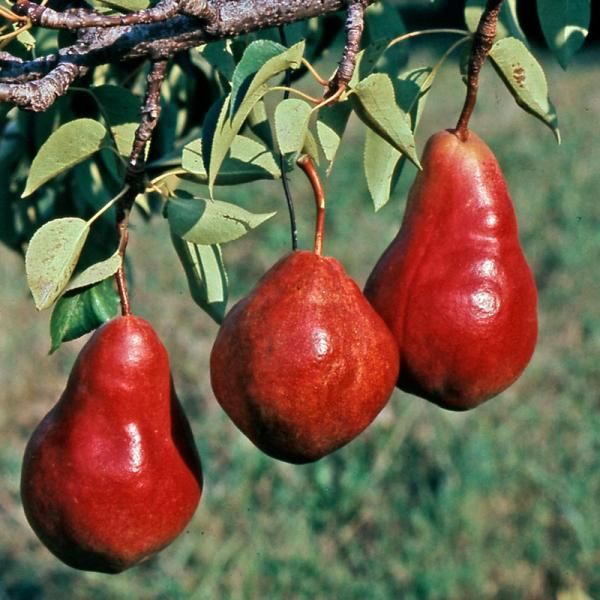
[210,250,400,464]
[364,129,538,410]
[20,315,202,573]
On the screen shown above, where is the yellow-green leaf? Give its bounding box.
[25,218,90,310]
[182,135,281,185]
[351,73,421,169]
[22,119,107,197]
[489,37,560,141]
[65,251,122,292]
[168,196,275,245]
[170,231,228,324]
[274,99,312,156]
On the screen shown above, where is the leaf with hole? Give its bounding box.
[22,119,107,197]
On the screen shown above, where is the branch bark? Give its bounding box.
[0,0,376,111]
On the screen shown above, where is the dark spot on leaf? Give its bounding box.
[512,65,526,87]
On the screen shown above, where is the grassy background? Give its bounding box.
[1,44,599,599]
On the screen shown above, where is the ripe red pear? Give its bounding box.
[210,250,400,464]
[20,315,202,573]
[364,129,537,410]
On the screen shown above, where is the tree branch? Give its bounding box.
[327,0,368,95]
[0,0,375,111]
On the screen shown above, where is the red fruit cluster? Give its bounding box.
[20,130,537,575]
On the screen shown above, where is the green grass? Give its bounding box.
[1,45,599,599]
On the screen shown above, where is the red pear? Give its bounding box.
[364,129,537,410]
[210,250,399,464]
[20,315,202,573]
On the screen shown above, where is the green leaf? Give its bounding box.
[465,0,526,42]
[351,73,421,169]
[302,129,321,165]
[22,119,107,197]
[230,40,286,116]
[246,100,273,147]
[203,41,305,192]
[536,0,590,69]
[49,278,119,353]
[193,40,236,81]
[16,29,36,51]
[362,66,435,212]
[315,102,353,174]
[274,99,312,156]
[182,135,281,185]
[0,125,24,251]
[364,1,408,70]
[348,39,390,89]
[92,85,141,157]
[364,128,401,212]
[170,231,228,324]
[65,251,122,292]
[168,196,276,245]
[25,218,90,310]
[489,37,560,141]
[397,66,435,127]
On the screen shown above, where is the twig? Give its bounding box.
[455,0,504,140]
[326,0,368,97]
[115,58,169,315]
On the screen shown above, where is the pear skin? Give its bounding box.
[365,129,538,410]
[21,315,202,573]
[210,250,400,463]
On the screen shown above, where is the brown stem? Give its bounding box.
[455,0,504,140]
[326,0,368,97]
[114,58,168,316]
[297,155,325,257]
[116,213,131,316]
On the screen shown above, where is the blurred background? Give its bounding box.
[1,4,599,599]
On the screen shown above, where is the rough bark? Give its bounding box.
[0,0,375,110]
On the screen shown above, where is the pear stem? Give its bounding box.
[116,212,131,316]
[297,155,325,257]
[455,0,505,140]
